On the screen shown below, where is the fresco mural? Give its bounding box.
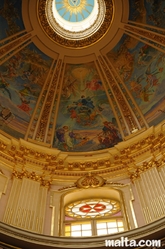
[0,0,24,40]
[144,0,165,28]
[129,0,165,29]
[54,63,122,152]
[107,34,165,126]
[0,43,53,138]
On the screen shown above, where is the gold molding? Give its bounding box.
[0,123,165,178]
[12,168,52,188]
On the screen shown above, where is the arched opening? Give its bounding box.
[60,187,128,236]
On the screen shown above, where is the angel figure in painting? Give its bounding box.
[56,126,75,151]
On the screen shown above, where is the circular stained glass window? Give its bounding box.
[65,199,121,218]
[55,0,95,23]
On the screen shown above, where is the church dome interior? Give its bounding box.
[0,0,165,248]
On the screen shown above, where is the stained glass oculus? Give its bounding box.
[45,0,106,40]
[55,0,95,22]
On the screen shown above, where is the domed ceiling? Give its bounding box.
[0,0,165,153]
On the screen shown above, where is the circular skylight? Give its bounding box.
[55,0,95,23]
[46,0,106,39]
[52,0,98,32]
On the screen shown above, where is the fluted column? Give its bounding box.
[3,178,22,225]
[158,163,165,188]
[3,171,50,233]
[131,161,165,224]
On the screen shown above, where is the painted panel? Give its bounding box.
[107,34,165,126]
[144,0,165,28]
[54,62,122,152]
[129,0,165,29]
[0,0,24,40]
[0,43,53,138]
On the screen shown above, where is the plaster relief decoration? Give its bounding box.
[54,62,122,152]
[76,174,106,188]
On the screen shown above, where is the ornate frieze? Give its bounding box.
[0,125,165,178]
[12,168,52,188]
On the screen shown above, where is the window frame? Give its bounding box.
[60,187,129,237]
[63,215,126,237]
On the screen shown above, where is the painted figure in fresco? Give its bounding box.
[147,0,165,28]
[17,95,32,115]
[98,121,121,148]
[78,95,95,109]
[67,95,98,126]
[129,75,144,97]
[56,126,75,151]
[75,136,90,147]
[139,86,153,102]
[145,63,162,87]
[130,61,163,102]
[83,77,103,91]
[138,44,154,65]
[63,126,74,150]
[4,63,17,78]
[19,83,37,97]
[56,125,92,151]
[117,64,131,81]
[62,75,78,98]
[0,0,21,36]
[0,73,12,99]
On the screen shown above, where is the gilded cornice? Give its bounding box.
[12,168,52,188]
[57,179,125,191]
[0,123,165,179]
[38,0,113,48]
